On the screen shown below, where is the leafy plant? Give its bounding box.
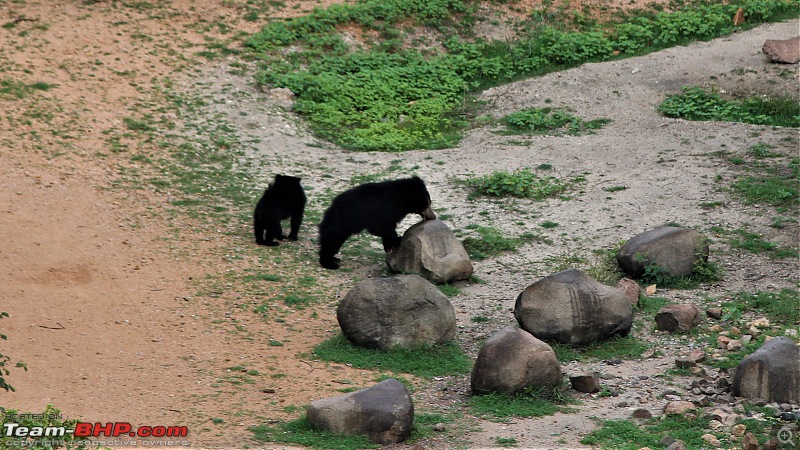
[0,312,26,392]
[638,255,722,289]
[658,86,800,127]
[500,107,610,135]
[464,167,581,200]
[246,0,799,151]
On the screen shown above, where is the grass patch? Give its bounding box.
[551,335,649,363]
[725,289,800,324]
[500,107,610,135]
[659,86,800,128]
[469,387,577,422]
[251,416,379,449]
[438,283,461,297]
[463,167,582,200]
[712,227,799,259]
[461,225,548,261]
[581,415,713,449]
[639,257,723,289]
[0,78,56,99]
[312,334,471,379]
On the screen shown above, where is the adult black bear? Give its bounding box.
[253,174,306,246]
[318,176,436,269]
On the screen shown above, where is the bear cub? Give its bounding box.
[254,174,306,246]
[318,176,436,269]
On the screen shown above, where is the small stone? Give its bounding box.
[706,308,722,319]
[750,317,770,329]
[616,277,641,306]
[701,433,721,447]
[433,423,446,432]
[741,432,759,450]
[659,436,676,447]
[717,335,731,348]
[740,334,752,345]
[689,349,706,363]
[709,324,723,333]
[632,408,652,419]
[731,423,746,437]
[707,419,723,430]
[617,401,629,407]
[570,372,601,393]
[726,340,743,352]
[664,401,695,415]
[666,441,687,450]
[675,356,696,369]
[763,437,780,450]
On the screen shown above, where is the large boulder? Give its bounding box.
[514,269,633,345]
[386,219,473,283]
[616,226,709,278]
[337,274,456,351]
[471,326,562,395]
[307,379,413,444]
[732,336,800,403]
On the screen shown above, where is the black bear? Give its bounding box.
[318,176,436,269]
[253,174,306,246]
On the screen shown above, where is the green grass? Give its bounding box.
[251,416,379,450]
[581,415,714,449]
[659,86,800,128]
[463,167,582,200]
[550,335,649,363]
[469,387,577,421]
[461,225,548,261]
[500,107,610,135]
[0,78,56,99]
[638,257,723,289]
[711,227,799,259]
[312,334,471,379]
[245,0,799,151]
[438,283,461,297]
[725,289,800,323]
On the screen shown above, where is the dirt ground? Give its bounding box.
[1,1,797,449]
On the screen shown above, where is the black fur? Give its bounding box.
[254,175,306,246]
[318,176,436,269]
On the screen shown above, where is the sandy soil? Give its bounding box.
[1,1,797,449]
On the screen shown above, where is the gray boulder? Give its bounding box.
[471,326,562,395]
[514,269,633,345]
[386,219,473,283]
[732,336,800,403]
[616,226,709,278]
[655,304,703,332]
[762,37,800,64]
[337,274,456,351]
[307,379,413,444]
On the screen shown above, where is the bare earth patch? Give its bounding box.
[1,1,797,449]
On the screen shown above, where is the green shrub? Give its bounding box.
[246,0,799,151]
[464,168,580,199]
